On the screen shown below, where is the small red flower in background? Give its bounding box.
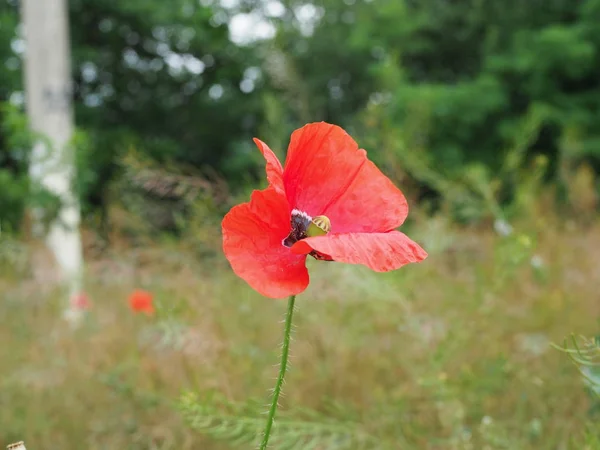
[222,122,428,298]
[129,289,154,315]
[70,292,91,310]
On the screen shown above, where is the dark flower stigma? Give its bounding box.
[282,210,312,247]
[282,209,333,261]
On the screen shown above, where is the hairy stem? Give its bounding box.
[259,294,296,449]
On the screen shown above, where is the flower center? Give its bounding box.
[282,209,331,248]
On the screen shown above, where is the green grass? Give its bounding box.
[1,214,599,449]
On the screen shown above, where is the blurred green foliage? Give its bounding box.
[0,103,62,232]
[1,0,599,229]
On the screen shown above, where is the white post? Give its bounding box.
[22,0,83,299]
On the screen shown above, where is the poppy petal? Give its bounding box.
[291,231,427,272]
[283,122,360,216]
[222,187,309,298]
[323,159,409,233]
[254,138,284,193]
[282,122,407,232]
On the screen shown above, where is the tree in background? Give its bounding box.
[22,0,83,298]
[266,0,600,218]
[0,0,599,233]
[1,0,267,231]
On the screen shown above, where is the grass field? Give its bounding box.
[1,212,599,449]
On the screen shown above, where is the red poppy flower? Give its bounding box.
[129,289,155,315]
[222,122,427,298]
[70,292,91,310]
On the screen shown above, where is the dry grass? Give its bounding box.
[1,213,599,449]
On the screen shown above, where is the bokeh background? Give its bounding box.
[1,0,600,448]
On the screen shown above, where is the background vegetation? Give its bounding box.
[1,0,599,448]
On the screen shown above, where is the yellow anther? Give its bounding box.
[306,215,331,237]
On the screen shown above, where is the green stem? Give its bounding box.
[259,294,296,450]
